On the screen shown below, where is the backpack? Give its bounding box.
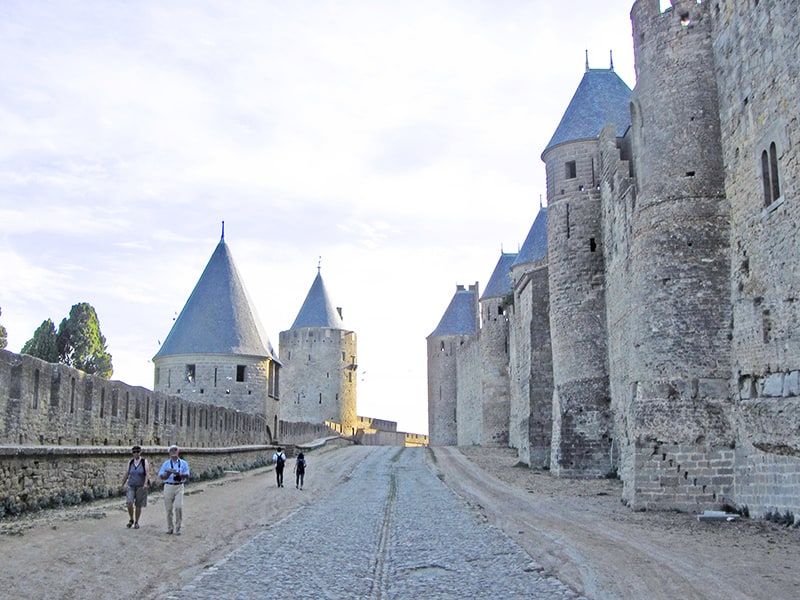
[128,457,150,485]
[276,454,285,468]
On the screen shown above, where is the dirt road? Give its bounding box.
[0,443,797,599]
[433,446,799,600]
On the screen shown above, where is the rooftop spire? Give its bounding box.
[585,49,589,72]
[610,50,614,70]
[221,220,225,241]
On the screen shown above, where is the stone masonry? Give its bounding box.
[428,0,800,519]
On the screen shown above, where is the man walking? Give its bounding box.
[272,447,286,487]
[158,444,190,535]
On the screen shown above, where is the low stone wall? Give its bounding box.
[0,444,279,518]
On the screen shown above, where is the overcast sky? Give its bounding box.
[0,0,642,435]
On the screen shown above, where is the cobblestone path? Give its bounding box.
[169,446,583,599]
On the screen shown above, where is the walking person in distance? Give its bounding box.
[272,447,286,487]
[158,444,190,535]
[122,445,149,529]
[294,452,306,490]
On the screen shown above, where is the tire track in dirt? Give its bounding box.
[429,446,750,600]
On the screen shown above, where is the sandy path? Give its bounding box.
[0,442,372,600]
[431,446,799,600]
[1,443,797,600]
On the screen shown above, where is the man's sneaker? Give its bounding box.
[166,529,173,535]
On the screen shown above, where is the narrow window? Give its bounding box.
[185,364,195,384]
[590,238,597,252]
[769,142,781,201]
[214,367,218,386]
[33,369,40,409]
[319,393,323,404]
[236,365,246,382]
[762,143,782,207]
[565,160,577,179]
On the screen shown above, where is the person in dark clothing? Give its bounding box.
[272,447,286,487]
[294,452,306,490]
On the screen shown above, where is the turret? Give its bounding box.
[426,283,479,446]
[278,269,357,435]
[619,0,732,510]
[541,59,631,476]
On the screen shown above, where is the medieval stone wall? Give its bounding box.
[509,263,552,468]
[0,444,276,518]
[426,0,799,517]
[711,0,800,519]
[456,334,481,445]
[0,350,271,449]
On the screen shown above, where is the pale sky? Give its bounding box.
[0,0,640,435]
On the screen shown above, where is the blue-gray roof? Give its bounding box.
[480,252,517,300]
[428,286,478,338]
[153,238,275,360]
[290,271,344,329]
[542,68,632,158]
[512,207,548,267]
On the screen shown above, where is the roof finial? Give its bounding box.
[221,220,225,241]
[317,256,322,273]
[585,49,589,72]
[539,194,543,209]
[610,50,614,71]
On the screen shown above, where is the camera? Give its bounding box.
[173,474,182,482]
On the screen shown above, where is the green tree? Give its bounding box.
[21,319,59,363]
[0,306,7,350]
[56,303,113,379]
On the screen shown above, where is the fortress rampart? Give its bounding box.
[429,0,800,519]
[1,350,270,449]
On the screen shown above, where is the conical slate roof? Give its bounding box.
[542,68,631,158]
[512,207,548,267]
[428,285,478,338]
[480,252,517,300]
[153,237,275,360]
[290,270,344,329]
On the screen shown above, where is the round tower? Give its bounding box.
[541,63,631,477]
[278,270,357,435]
[622,0,732,510]
[426,283,479,446]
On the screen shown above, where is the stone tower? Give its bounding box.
[478,252,517,446]
[508,207,552,468]
[616,0,732,510]
[541,60,631,476]
[426,284,479,446]
[153,230,280,436]
[278,269,357,435]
